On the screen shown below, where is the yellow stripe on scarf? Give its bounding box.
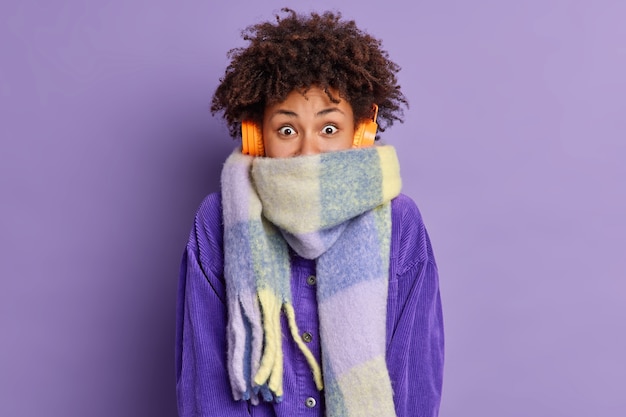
[254,289,284,396]
[337,355,395,417]
[252,154,323,234]
[377,147,402,202]
[283,303,324,390]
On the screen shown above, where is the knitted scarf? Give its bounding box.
[221,146,402,417]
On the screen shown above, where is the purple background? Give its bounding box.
[1,0,624,416]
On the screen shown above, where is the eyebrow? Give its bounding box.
[268,107,345,120]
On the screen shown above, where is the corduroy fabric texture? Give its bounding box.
[220,146,402,416]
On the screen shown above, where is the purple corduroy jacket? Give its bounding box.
[175,192,444,417]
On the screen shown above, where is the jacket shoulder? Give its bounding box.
[390,193,436,274]
[188,192,224,277]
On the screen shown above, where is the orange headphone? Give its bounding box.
[240,104,379,157]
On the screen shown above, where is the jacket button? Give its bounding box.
[307,275,316,285]
[302,332,313,343]
[305,397,317,408]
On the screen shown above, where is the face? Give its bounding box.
[262,87,355,158]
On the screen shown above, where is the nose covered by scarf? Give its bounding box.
[221,146,402,417]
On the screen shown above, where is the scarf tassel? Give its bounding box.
[252,291,324,400]
[229,291,324,402]
[283,303,324,390]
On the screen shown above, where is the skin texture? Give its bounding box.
[262,87,356,158]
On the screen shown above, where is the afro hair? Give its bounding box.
[210,8,408,138]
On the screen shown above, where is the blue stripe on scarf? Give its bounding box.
[319,357,349,416]
[224,221,256,289]
[249,219,290,296]
[315,210,386,301]
[320,149,383,226]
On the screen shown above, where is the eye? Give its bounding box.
[322,124,338,135]
[278,126,296,136]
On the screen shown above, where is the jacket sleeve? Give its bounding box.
[386,195,444,417]
[175,197,251,416]
[387,260,444,417]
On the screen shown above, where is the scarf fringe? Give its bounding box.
[254,289,283,396]
[230,293,324,401]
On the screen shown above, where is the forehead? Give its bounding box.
[266,86,352,114]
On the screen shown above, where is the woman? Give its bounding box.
[176,9,444,417]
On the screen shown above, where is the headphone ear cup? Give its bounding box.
[353,104,379,148]
[241,121,265,156]
[353,119,377,148]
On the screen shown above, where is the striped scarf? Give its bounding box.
[221,146,402,417]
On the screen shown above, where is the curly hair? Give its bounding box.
[211,8,408,138]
